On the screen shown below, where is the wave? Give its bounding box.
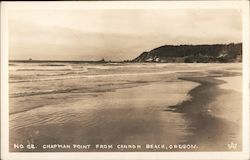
[11,65,74,71]
[10,63,175,71]
[9,80,141,98]
[38,64,66,66]
[34,71,76,77]
[9,71,179,83]
[10,87,80,98]
[16,69,73,71]
[86,63,174,70]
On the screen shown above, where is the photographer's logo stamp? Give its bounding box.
[227,142,237,150]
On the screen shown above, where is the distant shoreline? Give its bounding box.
[9,60,242,64]
[9,60,117,64]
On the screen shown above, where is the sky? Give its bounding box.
[8,9,242,61]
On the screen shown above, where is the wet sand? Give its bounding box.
[10,79,198,152]
[166,72,242,151]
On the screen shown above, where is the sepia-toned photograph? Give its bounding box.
[1,1,249,160]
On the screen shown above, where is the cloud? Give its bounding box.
[8,9,242,60]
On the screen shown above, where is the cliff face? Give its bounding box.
[132,43,242,63]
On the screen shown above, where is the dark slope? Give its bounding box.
[132,43,242,63]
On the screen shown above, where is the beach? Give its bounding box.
[9,63,242,152]
[167,72,242,151]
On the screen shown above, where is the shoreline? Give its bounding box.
[166,72,242,151]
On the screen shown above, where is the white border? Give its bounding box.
[1,1,249,160]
